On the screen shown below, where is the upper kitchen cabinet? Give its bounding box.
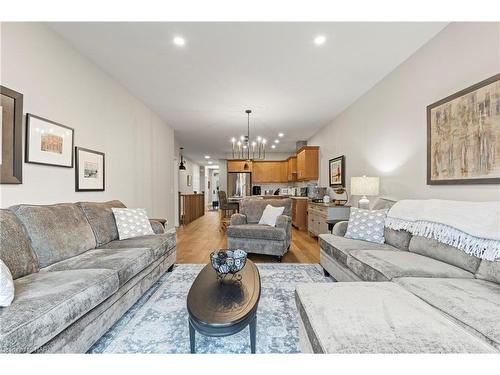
[287,156,297,182]
[227,160,252,173]
[252,161,286,183]
[296,146,319,181]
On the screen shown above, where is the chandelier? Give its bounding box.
[230,109,267,160]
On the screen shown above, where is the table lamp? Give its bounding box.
[351,176,379,209]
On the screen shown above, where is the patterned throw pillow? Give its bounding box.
[344,207,388,244]
[112,208,154,240]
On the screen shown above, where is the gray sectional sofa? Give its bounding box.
[0,200,176,353]
[296,198,500,353]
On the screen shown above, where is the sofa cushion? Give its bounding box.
[77,200,126,247]
[409,236,481,273]
[226,224,286,241]
[345,208,388,244]
[43,247,154,287]
[384,228,411,251]
[0,209,39,279]
[347,250,474,281]
[98,231,176,260]
[319,234,397,266]
[112,208,155,240]
[475,259,500,284]
[0,269,118,353]
[10,203,97,268]
[295,282,495,353]
[396,277,500,350]
[240,198,291,223]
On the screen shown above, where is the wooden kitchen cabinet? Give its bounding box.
[292,198,308,231]
[287,156,297,182]
[252,161,283,183]
[227,160,252,173]
[296,146,319,181]
[280,160,288,182]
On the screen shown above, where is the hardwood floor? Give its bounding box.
[176,210,320,264]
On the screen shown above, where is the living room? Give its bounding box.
[1,1,499,374]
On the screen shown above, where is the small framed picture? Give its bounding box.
[75,147,105,191]
[25,114,74,168]
[187,174,192,186]
[329,155,345,187]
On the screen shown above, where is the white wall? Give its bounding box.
[0,23,177,228]
[177,156,200,194]
[309,22,500,203]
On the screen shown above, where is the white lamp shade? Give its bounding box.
[351,176,379,196]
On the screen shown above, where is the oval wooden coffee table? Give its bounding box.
[187,260,261,353]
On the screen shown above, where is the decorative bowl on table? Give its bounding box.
[210,249,247,281]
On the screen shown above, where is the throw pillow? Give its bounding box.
[112,208,154,240]
[344,207,388,244]
[0,260,15,307]
[258,204,285,227]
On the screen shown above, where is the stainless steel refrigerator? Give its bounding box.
[227,172,251,197]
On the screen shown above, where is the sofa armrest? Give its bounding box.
[275,215,291,229]
[149,219,166,234]
[230,213,247,226]
[332,221,348,236]
[276,215,292,249]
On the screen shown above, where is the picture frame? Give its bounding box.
[1,85,23,184]
[187,174,192,187]
[26,113,74,168]
[329,155,345,187]
[75,147,105,191]
[427,73,500,185]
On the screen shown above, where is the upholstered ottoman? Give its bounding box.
[295,282,497,353]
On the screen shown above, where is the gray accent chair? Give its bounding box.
[0,200,176,353]
[226,198,292,261]
[295,197,500,353]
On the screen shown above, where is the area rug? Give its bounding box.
[89,263,332,354]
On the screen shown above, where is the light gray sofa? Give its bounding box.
[296,198,500,353]
[0,200,176,353]
[226,198,292,261]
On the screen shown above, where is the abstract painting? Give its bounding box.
[427,74,500,184]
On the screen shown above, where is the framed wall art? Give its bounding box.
[26,113,74,168]
[75,147,105,191]
[329,155,345,187]
[427,74,500,185]
[1,85,23,184]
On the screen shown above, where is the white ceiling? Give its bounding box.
[49,22,447,165]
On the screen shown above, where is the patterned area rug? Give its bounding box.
[89,263,332,354]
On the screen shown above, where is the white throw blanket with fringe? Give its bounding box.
[386,199,500,261]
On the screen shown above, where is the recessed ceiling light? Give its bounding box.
[173,36,186,47]
[204,155,210,159]
[208,161,213,164]
[271,144,276,149]
[314,35,326,46]
[278,133,284,138]
[274,139,280,144]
